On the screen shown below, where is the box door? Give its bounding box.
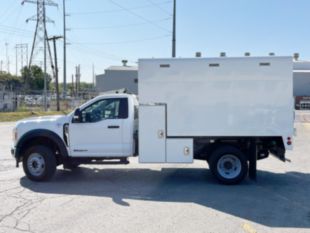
[139,105,166,163]
[166,139,193,163]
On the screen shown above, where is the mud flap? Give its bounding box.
[249,139,257,181]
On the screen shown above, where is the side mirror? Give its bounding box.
[72,108,81,123]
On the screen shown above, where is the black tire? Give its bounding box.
[209,145,248,185]
[22,146,56,182]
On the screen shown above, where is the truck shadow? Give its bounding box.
[20,167,310,228]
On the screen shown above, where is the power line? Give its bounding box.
[71,18,171,31]
[147,0,172,16]
[0,3,21,24]
[109,0,171,33]
[69,34,170,45]
[0,24,32,34]
[70,1,172,16]
[68,41,136,63]
[0,29,33,38]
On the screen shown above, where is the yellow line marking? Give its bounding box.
[242,222,257,233]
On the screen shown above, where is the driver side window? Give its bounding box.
[80,98,126,123]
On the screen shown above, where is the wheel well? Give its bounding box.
[194,139,250,161]
[195,137,284,162]
[19,137,63,165]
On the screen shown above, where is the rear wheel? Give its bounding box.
[23,146,56,182]
[209,145,248,185]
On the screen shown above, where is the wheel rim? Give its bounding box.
[217,154,242,179]
[27,153,45,177]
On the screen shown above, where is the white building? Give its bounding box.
[96,62,138,94]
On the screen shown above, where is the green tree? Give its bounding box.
[21,65,52,91]
[0,72,22,91]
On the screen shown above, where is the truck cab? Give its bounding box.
[67,94,138,158]
[12,94,139,181]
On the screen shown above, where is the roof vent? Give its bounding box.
[293,53,299,61]
[122,60,128,66]
[195,52,202,58]
[220,52,226,57]
[269,52,275,56]
[245,52,251,57]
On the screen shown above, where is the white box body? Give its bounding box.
[139,57,294,138]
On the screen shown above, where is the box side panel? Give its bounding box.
[139,105,166,163]
[139,57,294,137]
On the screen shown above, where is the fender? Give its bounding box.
[15,129,69,161]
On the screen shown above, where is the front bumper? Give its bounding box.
[11,147,15,158]
[11,147,20,167]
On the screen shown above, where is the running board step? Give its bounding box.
[68,157,130,165]
[89,158,129,165]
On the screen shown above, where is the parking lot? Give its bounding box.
[0,112,310,233]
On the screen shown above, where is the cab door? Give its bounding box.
[68,98,128,157]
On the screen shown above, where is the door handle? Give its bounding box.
[158,130,165,138]
[108,125,120,129]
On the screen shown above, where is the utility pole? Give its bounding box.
[48,36,63,111]
[75,65,81,97]
[43,3,48,110]
[71,74,74,97]
[15,46,18,75]
[15,44,28,75]
[5,42,10,73]
[0,60,3,72]
[172,0,176,58]
[92,63,95,89]
[63,0,67,99]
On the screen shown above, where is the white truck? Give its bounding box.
[11,56,294,184]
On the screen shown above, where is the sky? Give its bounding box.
[1,0,310,83]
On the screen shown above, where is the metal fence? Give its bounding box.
[0,90,99,112]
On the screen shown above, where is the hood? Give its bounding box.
[13,114,71,146]
[15,114,70,132]
[17,115,69,124]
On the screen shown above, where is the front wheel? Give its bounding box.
[209,145,248,185]
[22,146,56,182]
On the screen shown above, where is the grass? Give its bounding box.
[0,111,70,122]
